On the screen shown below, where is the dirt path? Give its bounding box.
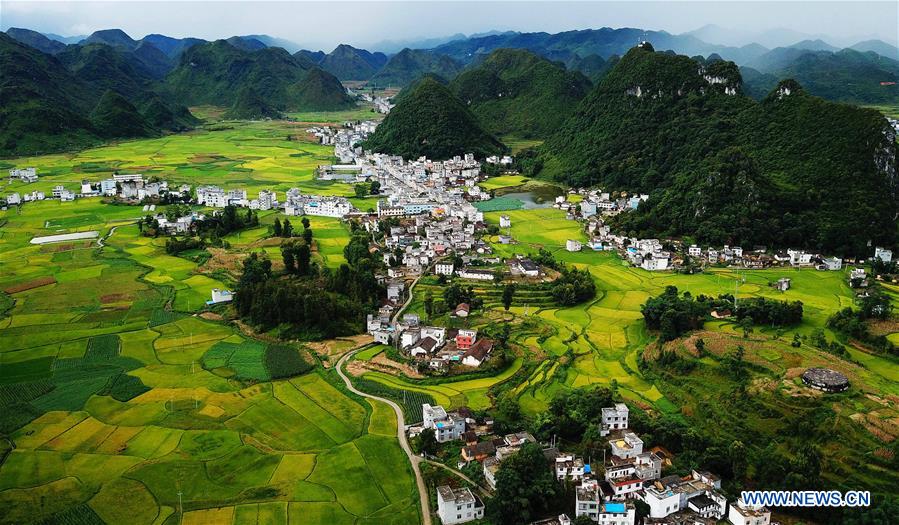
[336,347,432,525]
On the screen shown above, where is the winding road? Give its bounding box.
[335,348,432,525]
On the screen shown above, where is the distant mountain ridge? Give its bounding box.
[164,40,354,112]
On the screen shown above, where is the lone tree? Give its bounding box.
[282,218,293,238]
[502,283,516,311]
[301,217,310,229]
[303,228,313,245]
[486,442,557,525]
[297,244,312,276]
[273,217,282,237]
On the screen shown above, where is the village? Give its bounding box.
[416,400,775,525]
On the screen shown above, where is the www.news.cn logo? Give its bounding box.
[742,490,871,507]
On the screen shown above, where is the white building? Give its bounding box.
[499,215,511,228]
[822,256,842,271]
[567,239,583,252]
[600,404,629,436]
[458,268,495,281]
[609,431,643,459]
[435,262,455,276]
[874,247,893,264]
[422,403,466,442]
[436,486,484,525]
[5,193,21,205]
[197,185,227,207]
[9,167,37,182]
[555,454,588,481]
[209,289,233,304]
[728,498,771,525]
[576,479,637,524]
[688,245,702,257]
[642,471,726,519]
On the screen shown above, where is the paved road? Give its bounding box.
[335,348,432,525]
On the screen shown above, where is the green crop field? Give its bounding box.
[0,117,418,525]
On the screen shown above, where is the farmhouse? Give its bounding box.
[462,339,493,367]
[575,480,638,524]
[600,403,629,436]
[727,498,771,525]
[422,403,466,442]
[452,303,471,319]
[458,268,495,281]
[436,486,484,525]
[435,262,455,275]
[566,239,583,252]
[641,471,726,520]
[874,246,893,263]
[511,258,540,277]
[555,454,589,481]
[209,289,233,304]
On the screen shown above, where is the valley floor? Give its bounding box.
[1,114,898,523]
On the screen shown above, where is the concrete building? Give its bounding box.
[874,246,893,264]
[422,404,466,442]
[209,289,233,304]
[727,498,771,525]
[436,486,484,525]
[567,239,583,252]
[600,403,629,436]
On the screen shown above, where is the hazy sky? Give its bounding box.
[2,1,896,51]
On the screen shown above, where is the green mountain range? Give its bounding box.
[4,28,66,54]
[368,48,463,88]
[743,48,899,104]
[165,40,353,111]
[449,49,592,138]
[318,44,388,81]
[362,77,504,160]
[536,44,898,255]
[0,33,195,156]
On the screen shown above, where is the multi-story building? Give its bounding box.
[727,498,771,525]
[422,403,466,442]
[555,454,589,481]
[197,185,227,207]
[576,479,637,524]
[436,486,484,525]
[609,431,643,459]
[641,471,726,520]
[600,404,629,436]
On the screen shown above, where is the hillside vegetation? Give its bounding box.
[536,44,899,255]
[165,40,353,111]
[449,49,592,138]
[363,77,505,159]
[368,48,463,87]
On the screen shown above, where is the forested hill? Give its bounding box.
[362,77,505,160]
[535,44,898,256]
[0,33,190,157]
[164,40,354,111]
[448,48,592,139]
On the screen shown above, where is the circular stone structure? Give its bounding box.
[801,367,849,393]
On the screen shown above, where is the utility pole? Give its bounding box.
[177,491,183,522]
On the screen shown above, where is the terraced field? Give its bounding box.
[0,120,417,525]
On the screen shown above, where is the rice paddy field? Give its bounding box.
[0,117,418,525]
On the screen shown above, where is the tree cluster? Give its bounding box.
[734,297,803,326]
[641,286,711,341]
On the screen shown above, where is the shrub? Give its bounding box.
[264,345,313,379]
